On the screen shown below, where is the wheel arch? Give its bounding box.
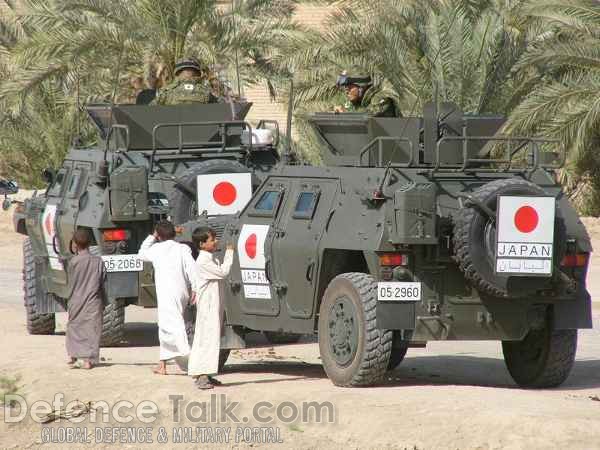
[314,249,369,328]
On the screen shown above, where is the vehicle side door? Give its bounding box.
[270,179,338,319]
[39,163,72,295]
[226,178,291,317]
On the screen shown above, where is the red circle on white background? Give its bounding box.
[245,233,257,259]
[212,182,237,206]
[44,212,54,236]
[514,205,538,233]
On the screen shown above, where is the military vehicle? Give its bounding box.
[13,101,280,345]
[14,99,592,388]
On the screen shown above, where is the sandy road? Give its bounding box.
[1,212,600,449]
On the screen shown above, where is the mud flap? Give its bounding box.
[376,301,416,330]
[554,289,592,329]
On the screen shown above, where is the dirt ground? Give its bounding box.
[1,204,600,450]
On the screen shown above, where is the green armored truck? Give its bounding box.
[14,99,592,388]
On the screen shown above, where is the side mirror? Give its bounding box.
[2,198,11,211]
[42,168,55,185]
[0,179,18,196]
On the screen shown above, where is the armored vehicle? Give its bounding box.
[212,101,591,388]
[13,101,281,344]
[15,99,591,388]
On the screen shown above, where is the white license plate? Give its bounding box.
[377,282,421,301]
[101,255,144,273]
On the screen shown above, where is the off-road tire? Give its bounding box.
[263,331,302,345]
[318,273,392,386]
[387,344,409,371]
[218,349,230,372]
[453,178,566,297]
[168,159,255,225]
[184,304,230,372]
[184,304,197,345]
[502,328,577,388]
[23,238,56,335]
[100,301,126,347]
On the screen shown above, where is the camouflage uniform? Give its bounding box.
[342,94,397,117]
[153,79,211,105]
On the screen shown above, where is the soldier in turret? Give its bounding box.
[334,71,399,117]
[153,58,211,105]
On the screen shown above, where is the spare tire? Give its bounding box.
[453,178,566,297]
[168,159,260,225]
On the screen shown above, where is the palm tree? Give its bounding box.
[502,1,600,214]
[286,0,549,116]
[0,0,307,104]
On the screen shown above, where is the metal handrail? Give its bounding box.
[433,136,565,173]
[150,120,253,173]
[104,124,131,153]
[359,137,414,167]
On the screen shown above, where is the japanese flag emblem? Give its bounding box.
[497,196,555,244]
[197,173,252,216]
[238,224,270,269]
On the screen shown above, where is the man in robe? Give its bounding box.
[188,227,234,389]
[139,220,198,375]
[66,229,106,370]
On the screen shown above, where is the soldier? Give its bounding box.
[334,71,399,117]
[153,58,211,105]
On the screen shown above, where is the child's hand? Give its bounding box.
[226,243,234,251]
[190,293,197,305]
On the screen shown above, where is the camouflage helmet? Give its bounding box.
[174,58,203,76]
[336,71,372,88]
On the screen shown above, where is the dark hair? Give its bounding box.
[73,229,91,249]
[155,220,176,241]
[192,226,215,248]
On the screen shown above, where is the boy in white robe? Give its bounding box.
[139,220,198,375]
[188,227,234,389]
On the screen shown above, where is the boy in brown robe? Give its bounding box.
[66,229,107,369]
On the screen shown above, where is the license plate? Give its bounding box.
[377,282,421,301]
[101,254,144,273]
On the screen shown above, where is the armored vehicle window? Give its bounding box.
[293,192,320,219]
[254,191,280,212]
[48,169,68,197]
[66,169,84,198]
[249,191,281,217]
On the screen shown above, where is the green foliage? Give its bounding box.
[0,0,305,186]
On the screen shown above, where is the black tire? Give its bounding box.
[100,301,125,347]
[183,305,230,372]
[318,272,392,387]
[23,238,56,335]
[453,178,566,297]
[218,349,230,372]
[502,328,577,388]
[387,344,409,371]
[168,159,257,225]
[263,331,302,345]
[184,304,197,345]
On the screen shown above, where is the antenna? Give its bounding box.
[285,78,294,163]
[232,0,242,98]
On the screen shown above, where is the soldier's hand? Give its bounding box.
[226,243,234,251]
